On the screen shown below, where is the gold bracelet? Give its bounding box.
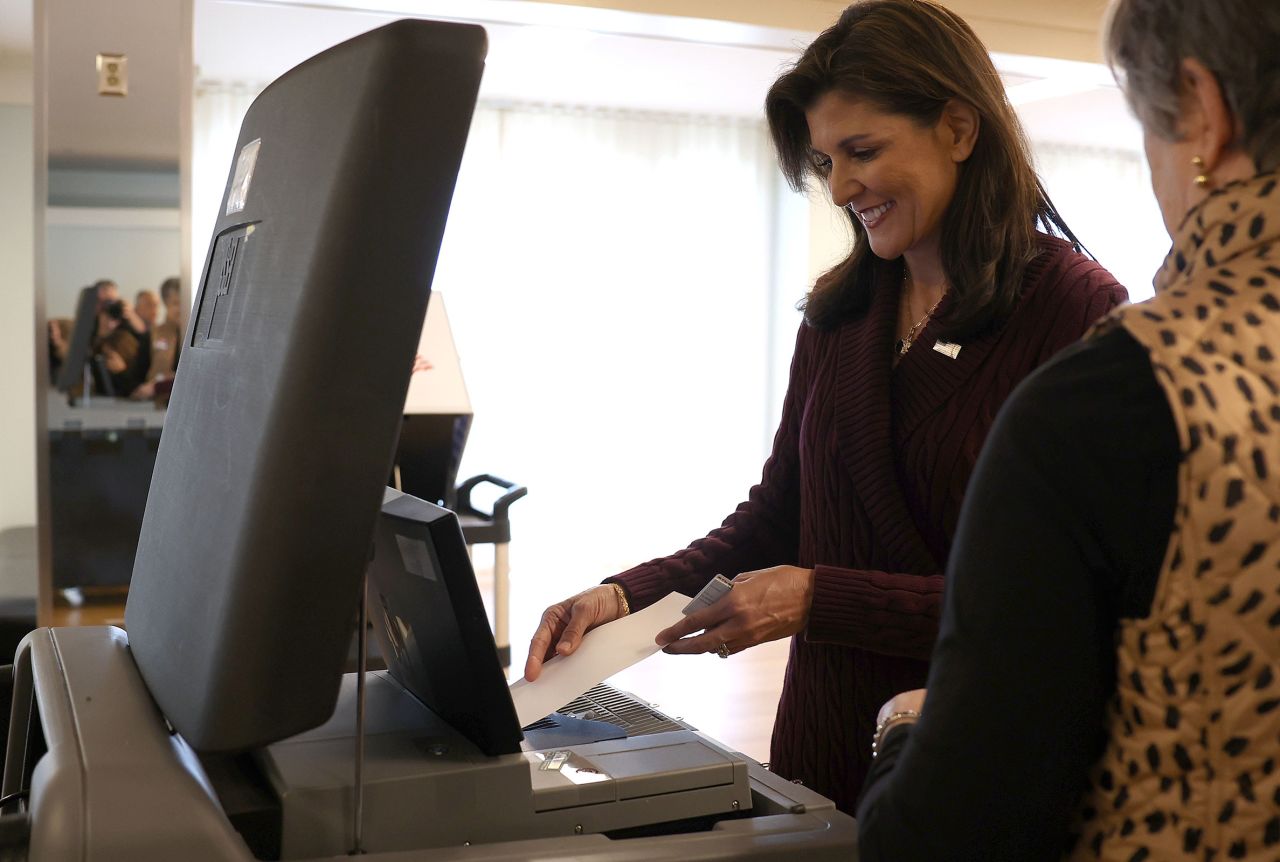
[871,709,920,757]
[610,583,631,617]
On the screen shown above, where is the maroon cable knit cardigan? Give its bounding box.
[607,235,1127,814]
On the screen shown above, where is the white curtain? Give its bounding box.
[192,80,265,286]
[1034,142,1171,302]
[192,90,809,643]
[436,106,804,618]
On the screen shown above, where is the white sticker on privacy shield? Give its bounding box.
[225,138,261,215]
[394,533,438,581]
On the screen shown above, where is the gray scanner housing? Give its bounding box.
[260,674,751,856]
[8,626,860,860]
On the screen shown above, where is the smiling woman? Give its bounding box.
[522,0,1129,816]
[806,93,975,262]
[803,91,980,353]
[766,0,1083,342]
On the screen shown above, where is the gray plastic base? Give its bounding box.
[10,627,859,860]
[260,673,752,856]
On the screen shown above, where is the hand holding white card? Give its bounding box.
[509,592,690,728]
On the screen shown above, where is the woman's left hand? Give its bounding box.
[655,565,815,657]
[876,689,927,726]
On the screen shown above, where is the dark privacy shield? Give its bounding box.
[125,19,487,752]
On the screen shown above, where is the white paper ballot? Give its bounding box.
[509,591,690,728]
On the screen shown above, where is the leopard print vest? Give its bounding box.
[1069,172,1280,861]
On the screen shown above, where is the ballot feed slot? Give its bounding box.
[254,671,755,857]
[528,737,740,813]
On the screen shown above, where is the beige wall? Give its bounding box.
[540,0,1110,62]
[0,58,36,532]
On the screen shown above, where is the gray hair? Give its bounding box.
[1105,0,1280,171]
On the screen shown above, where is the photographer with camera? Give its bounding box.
[92,280,147,341]
[91,279,151,397]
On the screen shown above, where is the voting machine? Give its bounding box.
[0,18,858,861]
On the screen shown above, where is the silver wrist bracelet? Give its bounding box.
[871,709,921,757]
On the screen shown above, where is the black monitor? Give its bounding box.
[54,285,99,394]
[394,412,471,507]
[124,19,488,753]
[369,488,522,756]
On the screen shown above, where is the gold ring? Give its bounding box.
[716,643,731,659]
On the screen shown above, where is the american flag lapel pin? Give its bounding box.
[933,340,961,359]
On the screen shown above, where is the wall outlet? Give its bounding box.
[96,53,127,97]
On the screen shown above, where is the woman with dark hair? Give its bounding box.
[857,0,1280,857]
[524,0,1127,812]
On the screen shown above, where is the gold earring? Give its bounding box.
[1192,155,1211,188]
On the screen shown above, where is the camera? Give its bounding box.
[103,300,125,321]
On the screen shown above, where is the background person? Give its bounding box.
[47,318,71,381]
[96,325,147,397]
[156,276,183,351]
[132,277,183,401]
[134,289,160,331]
[90,279,150,397]
[91,279,148,344]
[856,0,1280,857]
[524,0,1128,813]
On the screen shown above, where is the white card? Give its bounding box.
[509,591,690,727]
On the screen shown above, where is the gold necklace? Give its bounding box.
[895,275,945,357]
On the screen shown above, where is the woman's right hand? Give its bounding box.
[523,585,626,682]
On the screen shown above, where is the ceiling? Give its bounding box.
[195,0,1144,151]
[5,0,1142,166]
[2,0,1112,59]
[520,0,1111,62]
[194,0,811,116]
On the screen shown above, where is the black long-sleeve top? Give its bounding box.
[856,325,1181,860]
